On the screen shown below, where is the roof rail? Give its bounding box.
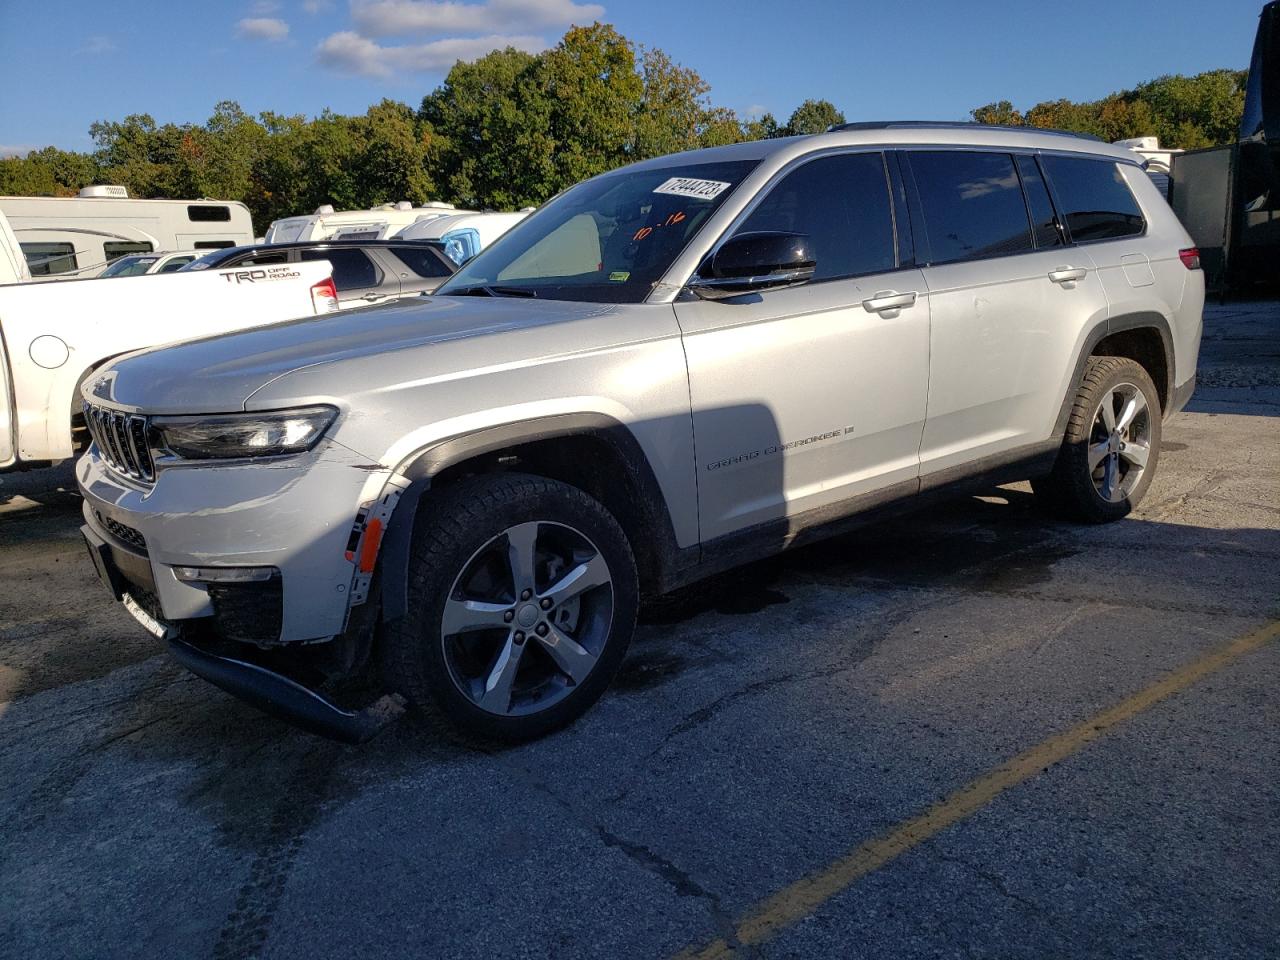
[827,120,1103,142]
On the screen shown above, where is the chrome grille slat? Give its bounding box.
[82,402,155,482]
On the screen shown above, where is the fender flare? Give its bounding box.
[1052,311,1175,437]
[376,413,684,622]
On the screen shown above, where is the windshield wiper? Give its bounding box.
[444,284,537,298]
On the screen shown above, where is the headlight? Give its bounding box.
[151,406,337,460]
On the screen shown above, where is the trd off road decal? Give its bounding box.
[219,265,302,284]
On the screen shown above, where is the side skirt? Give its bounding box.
[661,440,1060,593]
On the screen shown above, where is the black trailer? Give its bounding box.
[1170,2,1280,290]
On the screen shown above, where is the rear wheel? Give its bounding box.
[1033,356,1162,523]
[387,473,638,741]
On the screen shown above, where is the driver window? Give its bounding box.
[736,152,896,281]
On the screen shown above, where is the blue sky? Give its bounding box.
[0,0,1266,156]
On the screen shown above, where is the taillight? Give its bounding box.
[310,277,339,313]
[1178,247,1201,270]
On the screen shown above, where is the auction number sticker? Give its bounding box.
[653,177,731,200]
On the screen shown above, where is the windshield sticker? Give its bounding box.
[654,177,731,201]
[608,271,631,282]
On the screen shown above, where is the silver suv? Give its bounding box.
[78,123,1204,742]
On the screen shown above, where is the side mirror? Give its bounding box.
[688,231,816,300]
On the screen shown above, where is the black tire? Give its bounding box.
[1033,356,1162,523]
[385,472,638,741]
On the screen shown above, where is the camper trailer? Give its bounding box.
[0,187,254,281]
[263,201,468,244]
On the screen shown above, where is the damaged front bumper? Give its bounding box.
[77,439,409,740]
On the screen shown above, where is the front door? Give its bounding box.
[674,151,930,542]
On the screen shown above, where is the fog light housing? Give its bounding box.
[174,566,278,584]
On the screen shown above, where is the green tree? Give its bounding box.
[970,100,1024,126]
[782,99,844,136]
[537,23,643,187]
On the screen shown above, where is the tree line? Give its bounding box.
[0,22,1246,234]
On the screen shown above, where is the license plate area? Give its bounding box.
[123,592,177,640]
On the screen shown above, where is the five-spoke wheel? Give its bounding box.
[388,473,638,741]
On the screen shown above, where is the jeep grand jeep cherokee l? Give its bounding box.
[78,122,1203,742]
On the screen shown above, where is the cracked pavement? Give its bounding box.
[1,300,1277,959]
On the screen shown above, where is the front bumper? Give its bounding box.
[77,439,395,644]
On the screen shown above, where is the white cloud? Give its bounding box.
[351,0,604,38]
[250,0,281,12]
[743,104,769,118]
[0,145,37,159]
[302,0,335,11]
[237,16,291,40]
[82,35,117,54]
[316,29,544,76]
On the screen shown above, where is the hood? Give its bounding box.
[87,295,618,413]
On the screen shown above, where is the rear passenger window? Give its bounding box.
[300,248,380,290]
[736,152,896,281]
[1040,156,1145,242]
[907,151,1033,264]
[1015,155,1063,248]
[389,245,454,278]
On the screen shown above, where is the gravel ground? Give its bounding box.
[1,299,1277,960]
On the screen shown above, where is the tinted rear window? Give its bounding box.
[1040,155,1145,242]
[389,245,454,278]
[1015,155,1063,248]
[300,247,381,289]
[907,151,1033,264]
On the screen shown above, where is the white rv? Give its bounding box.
[1114,137,1183,199]
[394,209,534,264]
[0,186,254,281]
[263,201,469,244]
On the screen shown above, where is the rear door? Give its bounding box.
[904,149,1111,478]
[383,244,456,295]
[298,246,389,305]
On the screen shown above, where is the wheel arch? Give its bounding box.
[1054,311,1175,436]
[376,413,686,623]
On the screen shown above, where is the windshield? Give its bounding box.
[100,255,159,277]
[436,159,759,303]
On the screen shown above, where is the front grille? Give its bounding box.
[95,509,147,552]
[83,402,155,482]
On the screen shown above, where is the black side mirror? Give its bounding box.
[689,231,816,300]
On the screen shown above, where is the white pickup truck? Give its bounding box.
[0,261,338,469]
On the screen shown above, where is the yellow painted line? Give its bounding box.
[676,619,1280,960]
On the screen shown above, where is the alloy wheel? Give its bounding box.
[440,521,614,716]
[1088,381,1153,503]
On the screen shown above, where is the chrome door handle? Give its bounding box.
[361,293,387,302]
[1048,267,1087,285]
[862,291,917,313]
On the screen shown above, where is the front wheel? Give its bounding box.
[1033,356,1162,523]
[386,473,638,741]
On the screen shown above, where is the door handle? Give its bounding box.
[862,291,917,313]
[1048,267,1087,285]
[361,293,387,302]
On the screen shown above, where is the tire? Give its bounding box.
[385,472,638,741]
[1033,356,1162,523]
